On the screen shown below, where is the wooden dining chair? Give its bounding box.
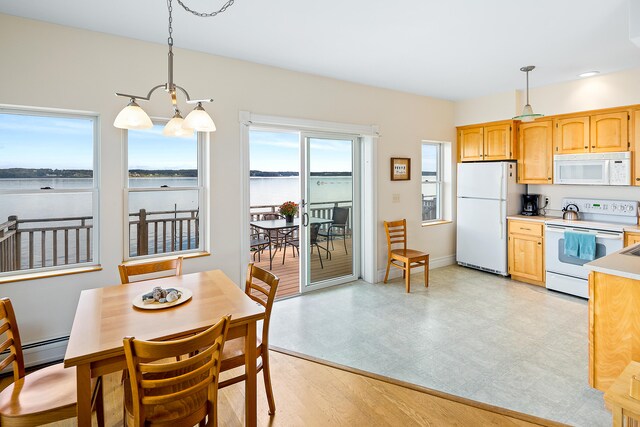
[122,314,231,427]
[219,263,280,415]
[383,219,429,293]
[0,298,104,426]
[118,256,183,284]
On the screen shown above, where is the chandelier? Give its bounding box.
[513,65,544,123]
[113,0,235,137]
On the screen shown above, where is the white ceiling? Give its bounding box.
[1,0,639,101]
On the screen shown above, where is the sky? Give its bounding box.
[0,113,94,169]
[0,114,198,170]
[250,130,352,172]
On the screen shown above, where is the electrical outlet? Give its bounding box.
[392,193,400,203]
[545,197,549,206]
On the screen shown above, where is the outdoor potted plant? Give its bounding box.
[279,201,298,223]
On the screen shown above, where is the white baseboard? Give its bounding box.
[0,337,69,374]
[376,254,456,283]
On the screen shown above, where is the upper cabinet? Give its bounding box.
[591,112,629,152]
[458,121,515,162]
[555,110,629,154]
[555,117,589,154]
[517,120,553,184]
[458,127,484,161]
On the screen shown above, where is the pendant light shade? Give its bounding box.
[163,110,194,138]
[513,65,544,122]
[183,102,216,132]
[114,99,153,130]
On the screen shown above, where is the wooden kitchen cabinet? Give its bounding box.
[555,110,629,154]
[508,220,545,286]
[590,111,629,152]
[624,231,640,247]
[517,120,553,184]
[554,116,590,154]
[458,127,484,161]
[631,108,640,186]
[457,121,515,162]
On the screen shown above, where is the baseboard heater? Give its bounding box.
[0,336,69,375]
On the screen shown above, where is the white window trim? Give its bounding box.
[0,105,100,276]
[122,120,208,261]
[421,141,443,223]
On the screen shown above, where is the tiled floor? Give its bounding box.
[270,265,610,427]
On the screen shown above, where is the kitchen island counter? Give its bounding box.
[585,242,640,281]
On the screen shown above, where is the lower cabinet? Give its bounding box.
[508,220,545,286]
[624,231,640,247]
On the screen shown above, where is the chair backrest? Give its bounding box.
[123,315,231,427]
[384,219,407,256]
[245,263,280,345]
[118,257,183,284]
[0,298,25,382]
[332,207,349,226]
[262,213,283,220]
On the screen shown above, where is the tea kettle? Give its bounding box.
[562,204,580,220]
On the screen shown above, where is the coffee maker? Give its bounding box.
[522,194,540,216]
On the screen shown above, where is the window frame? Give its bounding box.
[122,120,207,261]
[421,141,443,223]
[0,105,100,277]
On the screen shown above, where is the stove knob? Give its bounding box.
[612,204,618,211]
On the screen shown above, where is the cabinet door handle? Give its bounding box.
[584,146,588,149]
[521,227,531,231]
[538,242,542,245]
[547,177,552,180]
[591,145,595,148]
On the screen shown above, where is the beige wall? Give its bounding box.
[0,14,455,349]
[454,68,640,215]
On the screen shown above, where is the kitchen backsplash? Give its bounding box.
[528,184,640,217]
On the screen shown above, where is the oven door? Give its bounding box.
[545,225,623,279]
[554,159,609,185]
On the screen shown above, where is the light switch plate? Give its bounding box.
[392,193,400,203]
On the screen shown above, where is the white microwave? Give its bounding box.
[554,152,631,185]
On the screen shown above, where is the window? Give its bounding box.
[421,142,442,222]
[0,107,99,275]
[125,124,205,259]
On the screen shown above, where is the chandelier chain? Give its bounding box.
[167,0,174,47]
[176,0,235,18]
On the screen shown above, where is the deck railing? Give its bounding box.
[1,201,352,273]
[128,208,199,256]
[250,200,353,230]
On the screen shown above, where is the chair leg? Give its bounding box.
[425,255,429,288]
[342,229,348,254]
[316,244,324,268]
[384,260,391,283]
[262,352,276,415]
[405,266,411,293]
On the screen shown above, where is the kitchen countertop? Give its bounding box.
[585,243,640,281]
[506,215,548,223]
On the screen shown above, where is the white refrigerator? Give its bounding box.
[456,162,524,276]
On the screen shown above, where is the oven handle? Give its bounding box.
[545,226,623,240]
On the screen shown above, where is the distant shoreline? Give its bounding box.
[0,168,354,178]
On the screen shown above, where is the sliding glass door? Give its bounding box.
[300,133,360,292]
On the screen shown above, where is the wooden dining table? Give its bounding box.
[64,269,265,426]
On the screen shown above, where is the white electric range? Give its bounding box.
[545,198,639,299]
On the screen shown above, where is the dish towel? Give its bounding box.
[564,231,596,261]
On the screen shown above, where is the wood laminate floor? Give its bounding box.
[1,350,560,426]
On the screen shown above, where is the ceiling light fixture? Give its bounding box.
[113,0,235,136]
[513,65,544,123]
[578,71,600,78]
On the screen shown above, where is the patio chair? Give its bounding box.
[282,222,331,268]
[318,206,349,254]
[219,264,280,415]
[123,315,230,427]
[118,256,183,284]
[250,228,270,262]
[0,298,104,427]
[383,219,429,293]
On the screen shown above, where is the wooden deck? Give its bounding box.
[252,237,353,300]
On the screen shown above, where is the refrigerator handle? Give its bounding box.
[499,200,504,239]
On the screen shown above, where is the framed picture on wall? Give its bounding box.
[390,157,411,181]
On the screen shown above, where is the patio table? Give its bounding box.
[250,217,331,269]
